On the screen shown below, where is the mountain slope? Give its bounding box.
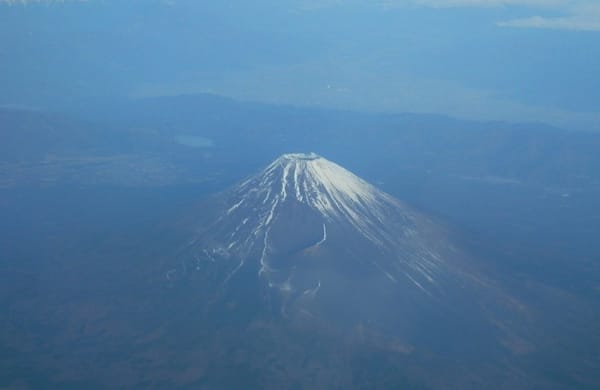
[171,153,531,356]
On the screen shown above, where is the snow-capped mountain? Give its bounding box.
[171,153,529,349]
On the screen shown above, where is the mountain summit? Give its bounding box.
[173,153,529,353]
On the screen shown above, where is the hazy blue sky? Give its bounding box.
[1,0,599,130]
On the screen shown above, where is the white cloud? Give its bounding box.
[375,0,600,32]
[0,0,86,4]
[409,0,568,8]
[306,1,600,32]
[498,15,600,31]
[498,3,600,31]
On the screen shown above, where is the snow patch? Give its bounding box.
[316,224,327,246]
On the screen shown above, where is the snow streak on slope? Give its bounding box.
[236,153,403,247]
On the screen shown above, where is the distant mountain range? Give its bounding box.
[3,94,600,189]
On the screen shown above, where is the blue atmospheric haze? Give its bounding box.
[0,0,599,131]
